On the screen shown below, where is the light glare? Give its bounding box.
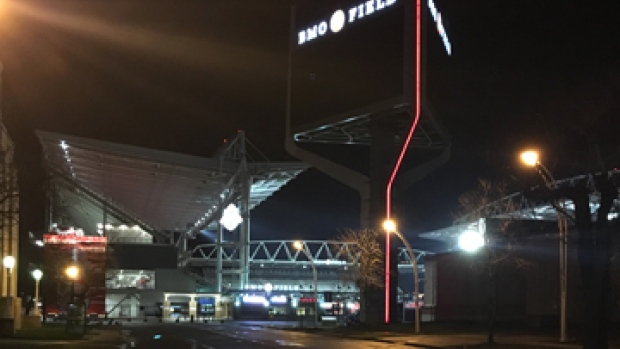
[65,265,80,279]
[520,150,539,167]
[3,256,15,269]
[458,230,485,252]
[220,204,243,231]
[383,219,397,232]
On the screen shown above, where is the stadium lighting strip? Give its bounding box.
[385,0,422,323]
[427,0,451,55]
[60,140,77,179]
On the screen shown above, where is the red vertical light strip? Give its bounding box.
[385,0,422,324]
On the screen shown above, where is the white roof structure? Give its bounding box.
[37,131,308,241]
[421,170,620,247]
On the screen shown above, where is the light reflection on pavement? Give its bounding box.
[120,321,412,349]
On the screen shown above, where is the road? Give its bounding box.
[118,321,410,349]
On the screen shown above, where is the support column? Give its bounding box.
[216,223,223,293]
[46,176,54,232]
[239,175,251,289]
[162,295,171,321]
[188,295,197,319]
[0,128,19,305]
[102,204,107,236]
[215,295,225,320]
[177,234,188,267]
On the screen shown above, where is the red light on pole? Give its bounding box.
[385,0,422,324]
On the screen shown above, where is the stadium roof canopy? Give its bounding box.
[37,131,308,241]
[421,170,620,249]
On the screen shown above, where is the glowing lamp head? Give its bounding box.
[220,204,243,231]
[3,256,15,270]
[382,219,397,233]
[32,269,43,281]
[293,241,303,250]
[520,150,539,167]
[65,265,80,280]
[458,230,485,253]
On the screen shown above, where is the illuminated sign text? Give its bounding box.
[298,0,398,45]
[43,234,108,244]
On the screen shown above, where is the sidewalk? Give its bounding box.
[371,333,583,348]
[240,321,620,348]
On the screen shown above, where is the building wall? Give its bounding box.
[155,269,201,293]
[425,251,526,322]
[0,117,19,298]
[105,290,164,318]
[108,243,176,269]
[104,268,202,318]
[424,235,592,325]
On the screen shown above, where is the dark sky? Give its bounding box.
[1,0,619,250]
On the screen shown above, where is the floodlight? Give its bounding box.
[458,230,485,252]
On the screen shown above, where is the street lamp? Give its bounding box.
[3,256,15,297]
[32,269,43,317]
[293,241,318,328]
[65,265,80,305]
[382,219,420,334]
[520,149,568,343]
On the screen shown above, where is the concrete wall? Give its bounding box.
[155,269,200,293]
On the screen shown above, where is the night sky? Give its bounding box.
[1,0,619,254]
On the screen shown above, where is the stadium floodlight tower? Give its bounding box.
[286,0,452,323]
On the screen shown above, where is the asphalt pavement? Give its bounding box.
[0,326,125,348]
[233,320,620,349]
[2,320,620,348]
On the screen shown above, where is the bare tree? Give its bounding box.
[457,179,529,343]
[521,68,620,349]
[334,228,384,323]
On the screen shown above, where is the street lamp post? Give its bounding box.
[64,265,81,333]
[520,149,568,343]
[383,220,420,334]
[65,265,80,306]
[2,256,15,297]
[293,241,318,328]
[32,269,43,317]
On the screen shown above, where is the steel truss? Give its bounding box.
[455,169,620,225]
[189,240,431,270]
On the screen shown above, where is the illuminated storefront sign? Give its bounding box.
[427,0,451,55]
[43,234,107,244]
[242,295,269,306]
[269,295,288,304]
[299,297,317,303]
[298,0,398,45]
